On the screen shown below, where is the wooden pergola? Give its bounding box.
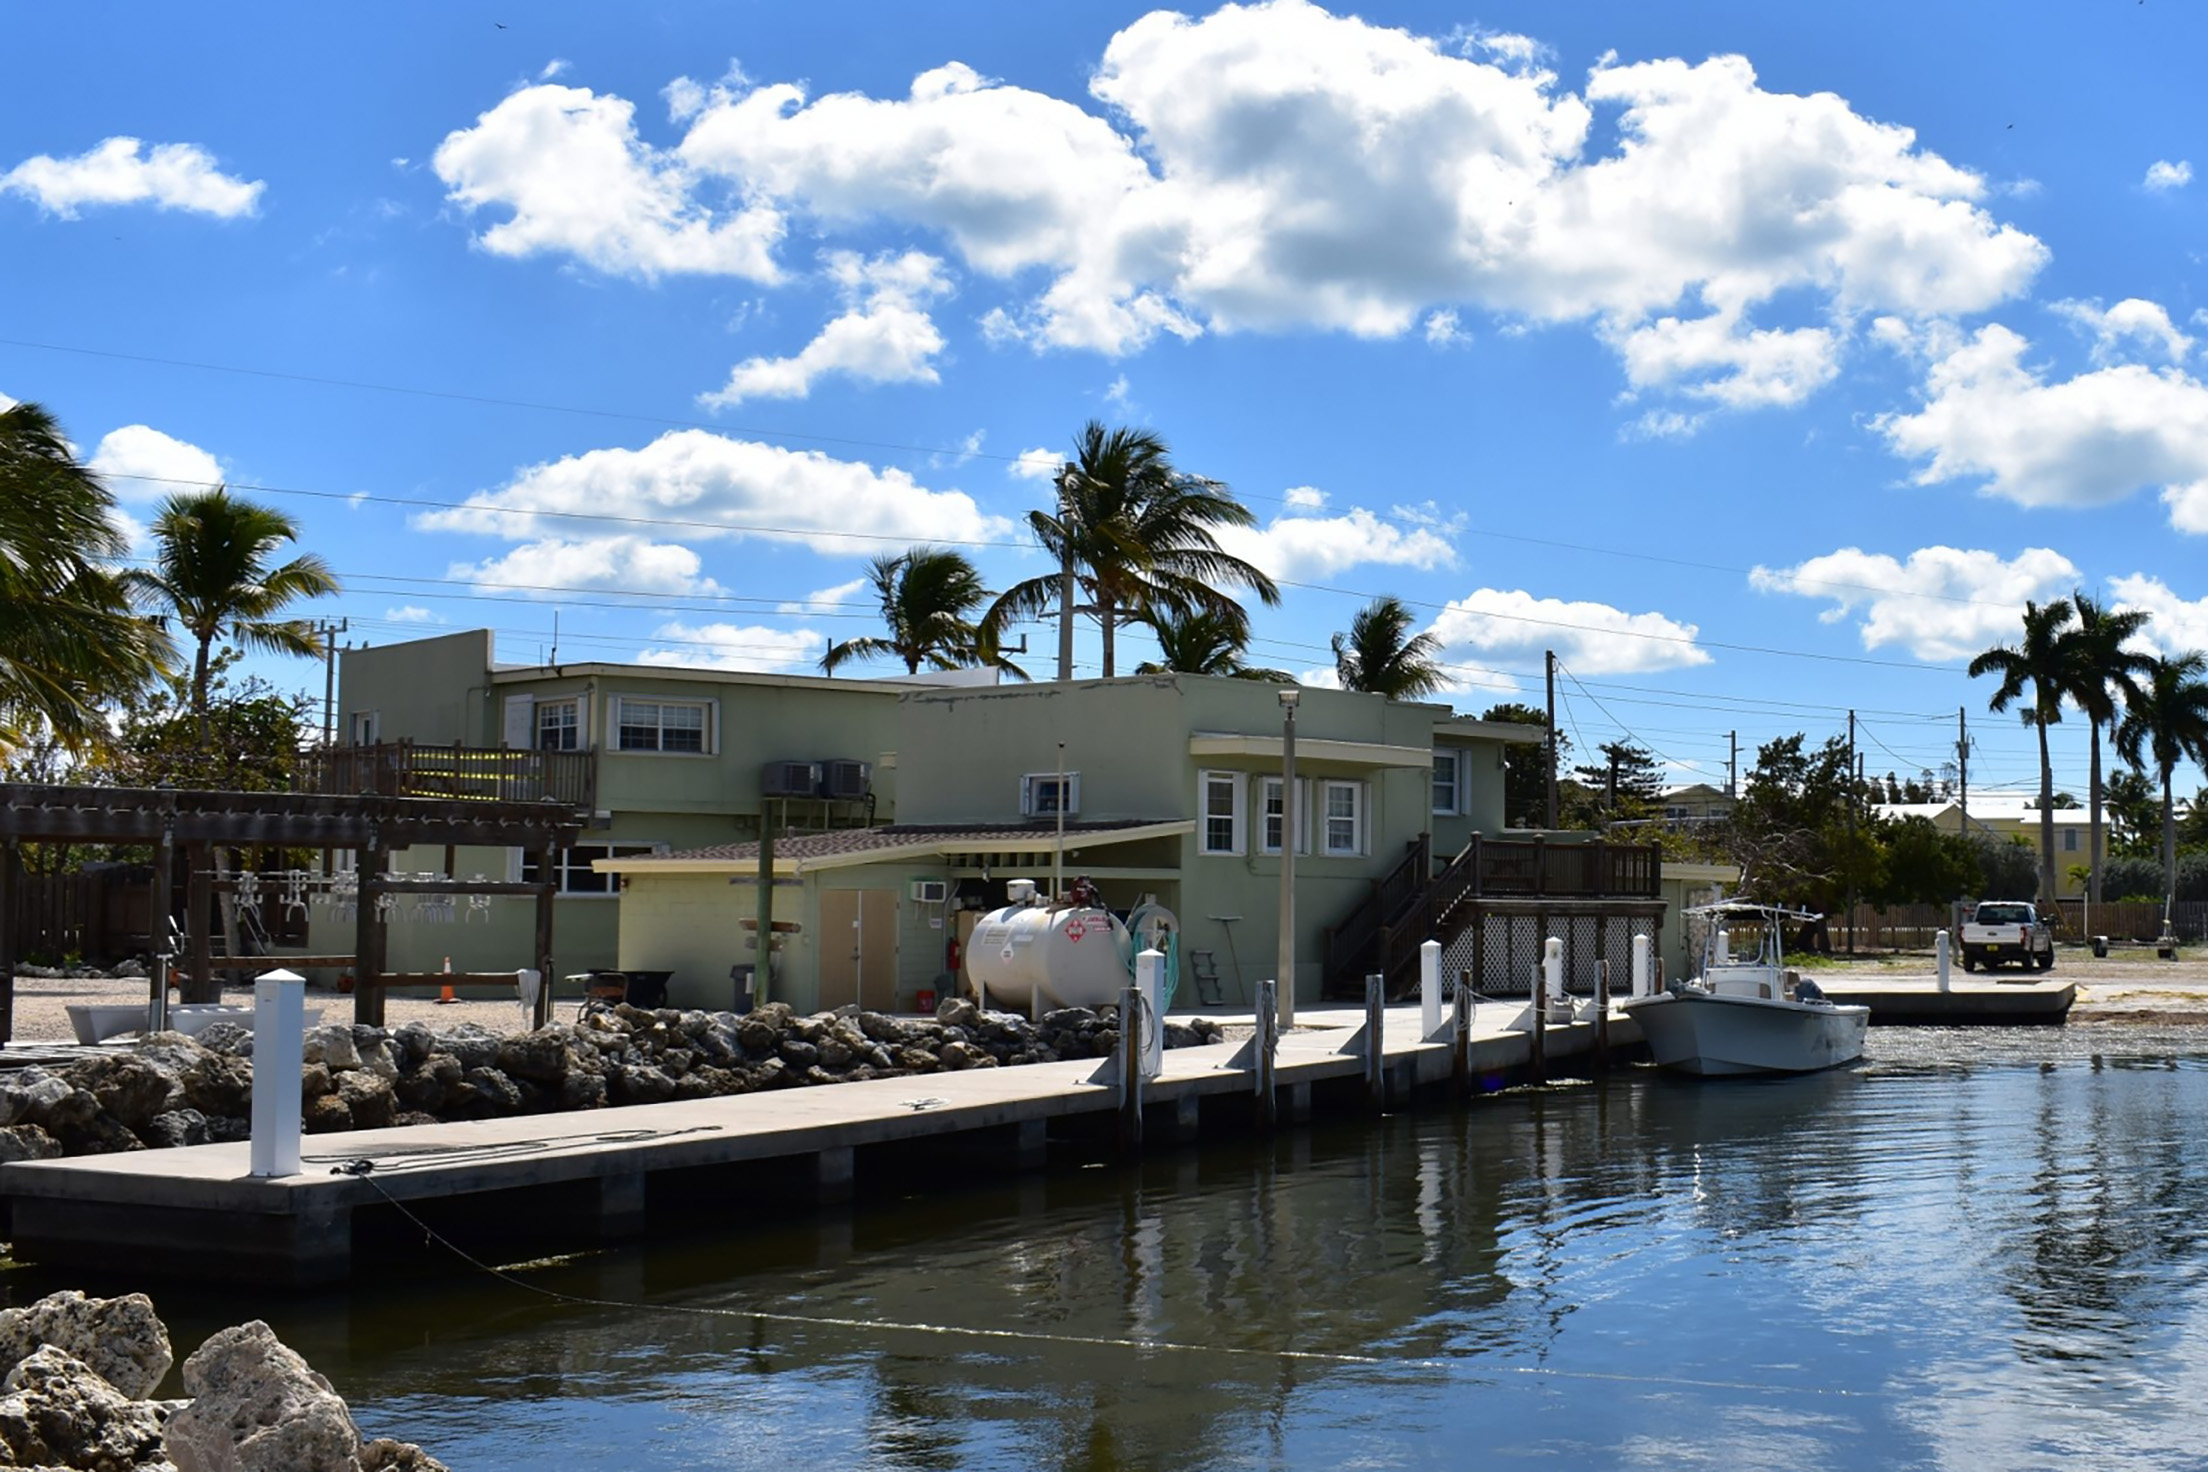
[0,783,582,1041]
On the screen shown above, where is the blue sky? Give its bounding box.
[4,1,2205,802]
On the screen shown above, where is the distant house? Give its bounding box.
[601,675,1671,1013]
[1874,791,2097,898]
[1660,782,1735,824]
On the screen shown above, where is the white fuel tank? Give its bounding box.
[965,903,1132,1010]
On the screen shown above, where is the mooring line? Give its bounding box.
[335,1158,1887,1399]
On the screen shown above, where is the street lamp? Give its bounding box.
[1277,688,1299,1029]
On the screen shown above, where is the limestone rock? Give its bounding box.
[607,1064,676,1106]
[0,1071,72,1130]
[0,1123,63,1163]
[68,1056,180,1133]
[301,1026,360,1072]
[0,1345,169,1472]
[558,1072,607,1110]
[361,1437,452,1471]
[434,1025,501,1072]
[302,1095,353,1134]
[164,1320,359,1472]
[455,1067,522,1118]
[0,1291,174,1399]
[334,1072,395,1131]
[194,1021,251,1057]
[142,1109,213,1150]
[494,1028,576,1086]
[388,1021,437,1071]
[393,1056,460,1115]
[299,1064,333,1102]
[181,1058,253,1120]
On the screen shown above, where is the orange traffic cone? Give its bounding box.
[436,956,458,1005]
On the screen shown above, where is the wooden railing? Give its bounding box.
[292,741,596,811]
[1323,835,1662,996]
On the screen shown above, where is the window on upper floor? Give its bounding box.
[537,698,581,752]
[1322,779,1368,856]
[1258,775,1311,856]
[1020,772,1081,818]
[615,697,710,754]
[1432,747,1465,815]
[2062,828,2079,852]
[1199,769,1244,856]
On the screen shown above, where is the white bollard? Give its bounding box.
[249,968,306,1178]
[1420,939,1443,1039]
[1936,930,1951,993]
[1544,936,1565,1021]
[1135,948,1165,1080]
[516,967,542,1023]
[1715,929,1732,966]
[1631,933,1652,999]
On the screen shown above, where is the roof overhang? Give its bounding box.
[1188,733,1434,768]
[1433,718,1548,746]
[599,819,1195,880]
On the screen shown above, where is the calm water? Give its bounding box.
[47,1025,2208,1470]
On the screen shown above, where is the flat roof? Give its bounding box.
[599,819,1196,877]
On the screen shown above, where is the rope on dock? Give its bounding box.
[307,1124,723,1176]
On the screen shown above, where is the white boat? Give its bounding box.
[1619,902,1867,1076]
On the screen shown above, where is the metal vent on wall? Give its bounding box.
[819,758,871,800]
[762,760,821,798]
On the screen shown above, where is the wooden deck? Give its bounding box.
[0,1001,1629,1286]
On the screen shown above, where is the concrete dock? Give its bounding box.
[0,999,1633,1286]
[1816,976,2075,1024]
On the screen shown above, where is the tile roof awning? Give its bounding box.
[596,819,1195,878]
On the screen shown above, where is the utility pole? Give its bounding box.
[1957,707,1971,840]
[312,617,348,746]
[1056,466,1077,683]
[1846,710,1857,956]
[1544,649,1559,829]
[1727,730,1738,801]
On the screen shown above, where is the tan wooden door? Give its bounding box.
[819,889,897,1011]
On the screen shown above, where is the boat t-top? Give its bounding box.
[1619,900,1868,1076]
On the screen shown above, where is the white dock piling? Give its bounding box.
[1631,933,1652,999]
[1936,930,1951,993]
[1420,939,1443,1039]
[249,968,305,1179]
[1543,936,1565,1022]
[1135,947,1164,1081]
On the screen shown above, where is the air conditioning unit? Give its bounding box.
[910,879,949,904]
[761,760,821,798]
[818,758,872,800]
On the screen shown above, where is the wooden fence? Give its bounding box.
[5,866,313,967]
[292,741,596,810]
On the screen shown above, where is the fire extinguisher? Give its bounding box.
[947,936,962,973]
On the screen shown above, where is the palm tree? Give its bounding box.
[1332,596,1446,700]
[0,402,165,752]
[1968,598,2076,907]
[124,487,339,733]
[985,422,1279,678]
[820,547,1022,677]
[1133,607,1295,682]
[2061,591,2155,906]
[2114,652,2208,926]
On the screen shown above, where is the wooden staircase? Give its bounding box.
[1322,835,1663,1000]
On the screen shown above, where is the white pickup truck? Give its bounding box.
[1960,901,2055,973]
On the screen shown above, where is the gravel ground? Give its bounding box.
[3,974,550,1043]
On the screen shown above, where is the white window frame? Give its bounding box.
[1321,779,1368,857]
[612,695,713,755]
[536,697,582,752]
[1020,772,1082,818]
[1198,769,1245,856]
[1258,775,1311,856]
[1432,747,1465,816]
[349,710,380,744]
[517,841,667,896]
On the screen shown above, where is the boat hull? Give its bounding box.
[1620,991,1868,1076]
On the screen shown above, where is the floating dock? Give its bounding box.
[1,1000,1630,1286]
[1815,976,2074,1024]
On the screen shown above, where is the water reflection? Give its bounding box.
[28,1027,2208,1469]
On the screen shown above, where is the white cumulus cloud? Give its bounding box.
[433,84,783,280]
[1876,322,2208,529]
[1749,545,2079,661]
[417,428,1014,557]
[2,138,262,218]
[776,577,869,615]
[447,535,724,597]
[88,424,224,501]
[2050,297,2191,364]
[701,250,951,405]
[1426,588,1710,675]
[438,2,2046,413]
[1009,447,1062,481]
[638,621,825,673]
[385,605,446,624]
[1216,506,1456,580]
[2145,159,2192,192]
[2109,574,2208,658]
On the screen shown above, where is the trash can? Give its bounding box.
[2093,935,2109,958]
[915,988,936,1016]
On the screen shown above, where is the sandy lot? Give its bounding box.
[3,974,550,1043]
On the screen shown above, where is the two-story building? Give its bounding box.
[601,675,1671,1014]
[309,628,962,984]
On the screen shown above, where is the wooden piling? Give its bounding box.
[1452,983,1472,1100]
[1118,985,1143,1154]
[1529,964,1547,1083]
[1254,979,1278,1131]
[1595,957,1611,1070]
